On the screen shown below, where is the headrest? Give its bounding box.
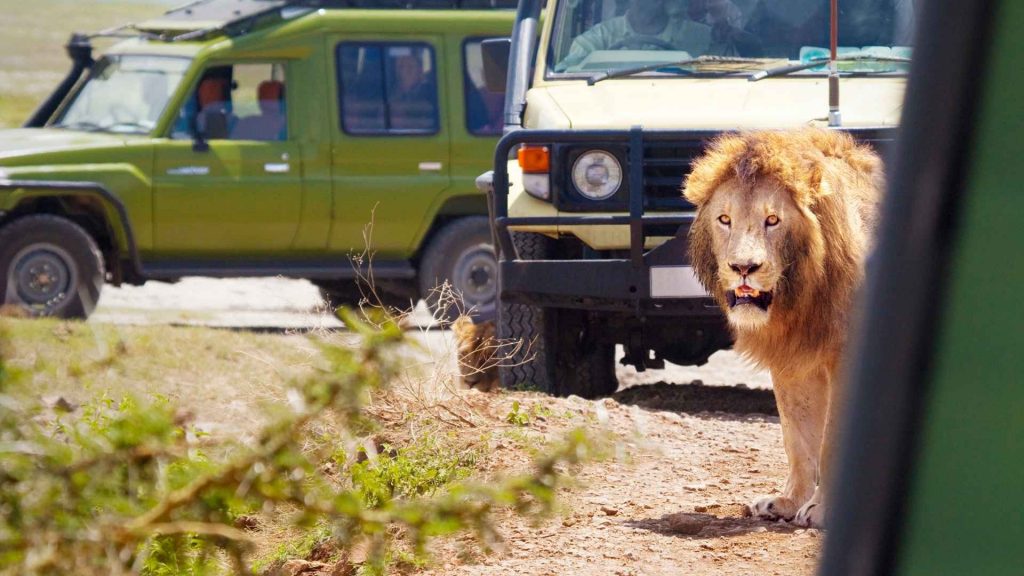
[197,77,228,107]
[258,80,285,102]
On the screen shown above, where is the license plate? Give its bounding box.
[649,266,708,299]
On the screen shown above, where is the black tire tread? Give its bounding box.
[498,231,618,398]
[498,232,555,393]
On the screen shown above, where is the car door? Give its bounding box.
[152,61,303,256]
[328,37,451,259]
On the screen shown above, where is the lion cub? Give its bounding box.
[452,315,500,392]
[683,128,882,527]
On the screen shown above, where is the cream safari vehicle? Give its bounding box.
[477,0,914,397]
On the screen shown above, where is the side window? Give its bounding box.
[463,38,506,136]
[171,62,287,141]
[336,42,439,135]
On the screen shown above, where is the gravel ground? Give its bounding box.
[89,278,814,575]
[90,277,346,329]
[90,277,772,392]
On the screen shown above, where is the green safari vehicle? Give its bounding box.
[0,0,514,320]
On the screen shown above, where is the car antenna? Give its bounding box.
[828,0,841,127]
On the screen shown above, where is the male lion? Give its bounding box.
[683,128,882,527]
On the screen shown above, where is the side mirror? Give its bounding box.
[193,108,229,152]
[481,37,511,93]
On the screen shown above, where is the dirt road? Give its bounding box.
[88,278,817,575]
[418,390,818,576]
[90,278,771,390]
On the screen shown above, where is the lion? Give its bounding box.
[452,315,500,392]
[683,128,883,527]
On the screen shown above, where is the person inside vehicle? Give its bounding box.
[559,0,714,70]
[188,73,232,139]
[171,70,230,139]
[687,0,762,56]
[393,54,432,102]
[390,53,436,130]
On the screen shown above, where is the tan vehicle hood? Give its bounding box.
[529,77,905,130]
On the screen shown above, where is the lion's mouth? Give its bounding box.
[726,286,773,311]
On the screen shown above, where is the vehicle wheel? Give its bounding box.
[496,232,618,398]
[0,215,104,319]
[418,216,496,323]
[555,308,618,398]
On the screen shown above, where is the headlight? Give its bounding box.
[572,150,622,200]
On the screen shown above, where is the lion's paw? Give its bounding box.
[794,498,826,528]
[749,496,799,521]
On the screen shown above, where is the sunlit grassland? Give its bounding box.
[0,0,169,128]
[0,318,323,440]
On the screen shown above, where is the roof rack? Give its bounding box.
[126,0,516,42]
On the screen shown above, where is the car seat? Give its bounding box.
[232,80,287,141]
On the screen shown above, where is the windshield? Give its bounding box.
[548,0,916,75]
[53,55,191,134]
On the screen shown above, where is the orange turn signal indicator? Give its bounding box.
[518,145,550,174]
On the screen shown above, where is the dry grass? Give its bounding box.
[0,318,320,442]
[0,0,170,128]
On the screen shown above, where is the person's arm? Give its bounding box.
[667,19,713,57]
[558,19,621,71]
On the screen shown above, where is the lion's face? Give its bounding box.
[699,177,805,330]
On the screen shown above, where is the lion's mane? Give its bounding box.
[683,128,884,370]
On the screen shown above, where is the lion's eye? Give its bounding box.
[765,215,780,227]
[718,215,731,226]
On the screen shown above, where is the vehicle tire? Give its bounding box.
[418,216,497,324]
[496,232,618,398]
[0,215,104,319]
[554,308,618,398]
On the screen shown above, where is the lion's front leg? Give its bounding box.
[750,368,828,522]
[795,487,826,526]
[794,367,844,528]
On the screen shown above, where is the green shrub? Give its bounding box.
[505,400,530,427]
[350,435,479,508]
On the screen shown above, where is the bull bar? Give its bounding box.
[486,127,719,315]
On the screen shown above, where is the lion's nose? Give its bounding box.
[729,261,762,276]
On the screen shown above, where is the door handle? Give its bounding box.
[418,161,443,172]
[264,163,290,174]
[166,166,209,176]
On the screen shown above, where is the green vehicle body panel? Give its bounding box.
[0,130,152,251]
[896,1,1024,573]
[0,8,512,278]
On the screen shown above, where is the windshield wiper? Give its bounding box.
[98,121,152,134]
[588,56,766,85]
[53,120,105,132]
[748,54,912,82]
